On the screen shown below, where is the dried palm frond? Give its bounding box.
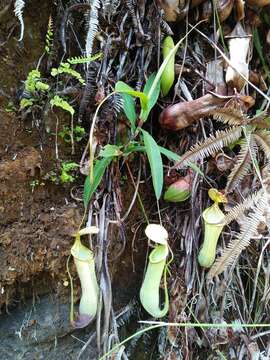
[85,0,100,58]
[253,130,270,161]
[174,127,242,169]
[210,107,246,126]
[14,0,25,41]
[249,112,270,129]
[225,134,257,193]
[160,18,174,35]
[224,190,264,225]
[207,191,268,279]
[102,0,120,19]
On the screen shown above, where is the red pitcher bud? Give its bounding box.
[164,177,191,202]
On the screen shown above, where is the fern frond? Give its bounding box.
[224,190,264,225]
[174,127,242,169]
[207,192,267,279]
[14,0,25,41]
[51,63,85,84]
[253,130,270,161]
[85,0,100,58]
[210,107,246,126]
[102,0,120,19]
[67,53,102,65]
[116,299,138,327]
[160,19,174,35]
[225,135,256,193]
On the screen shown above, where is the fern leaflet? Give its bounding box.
[210,107,246,126]
[85,0,100,58]
[224,190,264,225]
[225,134,256,193]
[253,130,270,161]
[67,53,102,65]
[174,127,242,169]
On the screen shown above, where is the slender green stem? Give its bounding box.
[126,162,149,224]
[89,92,116,185]
[66,254,74,323]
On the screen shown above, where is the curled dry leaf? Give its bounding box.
[267,30,270,45]
[159,0,206,22]
[159,94,227,131]
[158,0,180,22]
[160,93,254,131]
[202,0,234,23]
[235,0,245,21]
[158,0,190,21]
[225,23,251,91]
[215,153,234,172]
[247,0,270,6]
[191,0,206,6]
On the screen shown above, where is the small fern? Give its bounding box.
[51,63,85,84]
[174,127,242,169]
[14,0,25,41]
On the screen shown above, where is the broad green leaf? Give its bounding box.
[83,157,112,207]
[142,130,163,200]
[120,93,136,131]
[115,81,148,111]
[158,146,204,176]
[140,73,161,122]
[99,144,122,158]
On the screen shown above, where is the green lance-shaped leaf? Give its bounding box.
[161,36,175,97]
[70,228,99,328]
[120,93,136,132]
[142,130,163,200]
[140,73,161,122]
[83,157,113,207]
[198,189,226,268]
[140,244,169,318]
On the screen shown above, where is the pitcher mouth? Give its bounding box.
[203,203,225,225]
